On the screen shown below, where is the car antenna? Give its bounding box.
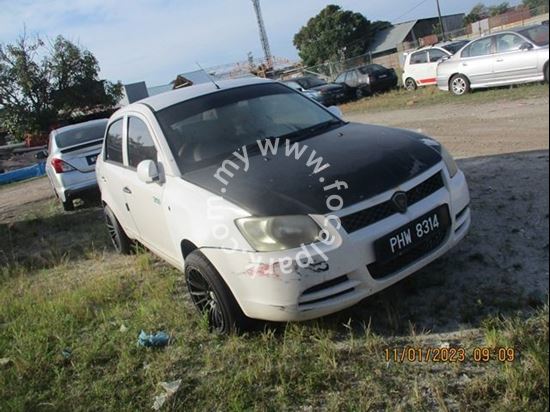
[196,62,221,90]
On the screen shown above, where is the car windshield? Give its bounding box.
[442,41,469,54]
[518,25,549,46]
[155,83,341,173]
[300,77,326,88]
[54,121,107,148]
[284,81,302,90]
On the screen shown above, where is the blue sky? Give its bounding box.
[1,0,521,86]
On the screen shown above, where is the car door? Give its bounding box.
[407,51,431,84]
[425,49,450,85]
[494,33,539,82]
[123,114,178,261]
[459,36,496,86]
[99,117,139,239]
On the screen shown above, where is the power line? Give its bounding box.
[392,0,431,23]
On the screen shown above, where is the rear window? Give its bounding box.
[54,121,107,148]
[518,25,549,46]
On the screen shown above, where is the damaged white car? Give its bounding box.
[96,78,471,333]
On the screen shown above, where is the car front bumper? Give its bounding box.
[201,164,470,322]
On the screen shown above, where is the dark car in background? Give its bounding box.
[335,64,398,99]
[285,76,348,106]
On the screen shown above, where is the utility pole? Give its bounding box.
[251,0,273,69]
[436,0,447,41]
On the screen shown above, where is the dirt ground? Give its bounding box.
[346,96,549,158]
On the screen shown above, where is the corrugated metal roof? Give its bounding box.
[369,21,417,54]
[147,84,173,97]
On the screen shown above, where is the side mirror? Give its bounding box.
[520,42,534,51]
[137,159,159,183]
[35,150,48,160]
[327,106,343,119]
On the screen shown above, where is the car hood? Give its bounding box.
[182,123,442,216]
[310,83,344,92]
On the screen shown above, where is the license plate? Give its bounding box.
[86,154,98,165]
[373,205,450,263]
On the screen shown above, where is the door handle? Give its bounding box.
[123,186,132,194]
[496,59,504,62]
[462,63,468,67]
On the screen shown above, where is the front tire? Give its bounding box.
[185,251,250,334]
[405,78,417,91]
[544,63,549,84]
[104,205,132,255]
[450,74,470,96]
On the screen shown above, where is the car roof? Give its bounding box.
[130,77,271,112]
[53,118,108,134]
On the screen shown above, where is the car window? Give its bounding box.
[496,33,525,53]
[54,121,106,148]
[428,49,448,62]
[346,71,358,84]
[462,37,494,58]
[410,51,428,65]
[518,25,549,46]
[127,117,157,169]
[334,73,346,83]
[104,119,123,164]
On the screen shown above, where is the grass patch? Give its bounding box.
[341,83,549,114]
[0,197,548,410]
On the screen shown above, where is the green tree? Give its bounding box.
[522,0,550,11]
[488,2,511,16]
[0,33,122,139]
[464,3,490,25]
[293,5,390,67]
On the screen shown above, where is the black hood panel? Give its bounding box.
[183,123,442,216]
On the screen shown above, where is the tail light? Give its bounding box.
[51,158,75,173]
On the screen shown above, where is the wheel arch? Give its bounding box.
[181,239,199,259]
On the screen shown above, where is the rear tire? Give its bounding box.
[104,205,132,255]
[449,74,470,96]
[544,63,549,84]
[405,78,417,91]
[62,198,74,211]
[185,250,250,334]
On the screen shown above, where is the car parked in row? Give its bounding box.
[96,78,470,333]
[282,80,324,103]
[334,64,398,99]
[402,41,470,90]
[43,119,108,210]
[437,24,549,96]
[284,76,348,106]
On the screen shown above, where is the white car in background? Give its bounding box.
[44,119,108,210]
[403,46,453,90]
[437,25,549,96]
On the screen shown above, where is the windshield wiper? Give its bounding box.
[279,119,345,142]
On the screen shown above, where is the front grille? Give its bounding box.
[367,228,448,279]
[302,275,349,295]
[341,172,444,233]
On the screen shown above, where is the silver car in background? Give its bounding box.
[437,25,549,96]
[45,119,108,210]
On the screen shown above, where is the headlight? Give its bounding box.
[420,138,458,178]
[440,145,458,178]
[235,215,321,252]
